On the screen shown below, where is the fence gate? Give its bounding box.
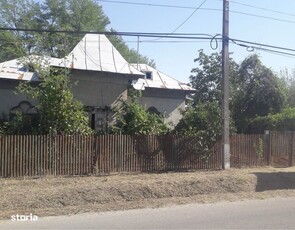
[270,131,295,167]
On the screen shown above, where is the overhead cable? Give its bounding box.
[98,0,295,24]
[170,0,208,34]
[2,27,295,58]
[228,0,295,18]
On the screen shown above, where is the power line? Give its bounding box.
[1,27,295,58]
[230,37,295,53]
[0,27,217,39]
[143,0,208,43]
[230,10,295,24]
[97,0,215,10]
[228,0,295,18]
[98,0,295,24]
[170,0,208,33]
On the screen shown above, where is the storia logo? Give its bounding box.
[11,213,39,221]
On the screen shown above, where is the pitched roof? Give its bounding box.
[52,34,144,76]
[131,64,195,91]
[0,56,61,81]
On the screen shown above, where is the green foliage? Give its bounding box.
[232,55,287,133]
[190,49,239,104]
[188,51,287,134]
[0,0,39,60]
[0,0,154,66]
[254,138,264,159]
[174,50,239,158]
[173,101,221,159]
[249,107,295,133]
[17,67,92,135]
[112,91,168,135]
[0,112,39,135]
[287,81,295,107]
[175,101,221,136]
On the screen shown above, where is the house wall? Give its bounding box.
[138,88,187,128]
[0,80,36,117]
[70,70,137,108]
[0,72,188,131]
[70,70,139,132]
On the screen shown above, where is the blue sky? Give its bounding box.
[98,0,295,83]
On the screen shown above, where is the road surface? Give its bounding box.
[1,197,295,229]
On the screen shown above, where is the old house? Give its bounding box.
[0,34,194,132]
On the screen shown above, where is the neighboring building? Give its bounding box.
[0,34,194,132]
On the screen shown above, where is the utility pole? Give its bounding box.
[221,0,230,169]
[137,36,140,69]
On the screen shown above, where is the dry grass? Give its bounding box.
[1,167,295,219]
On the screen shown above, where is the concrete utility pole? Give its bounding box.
[221,0,230,169]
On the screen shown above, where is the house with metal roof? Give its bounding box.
[0,34,194,132]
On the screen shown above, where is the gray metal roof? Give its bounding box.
[51,34,144,76]
[0,56,60,81]
[131,64,195,91]
[0,59,36,81]
[0,34,143,81]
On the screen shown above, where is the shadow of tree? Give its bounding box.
[254,172,295,192]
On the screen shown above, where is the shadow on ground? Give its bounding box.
[254,172,295,192]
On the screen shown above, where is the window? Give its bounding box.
[145,71,152,80]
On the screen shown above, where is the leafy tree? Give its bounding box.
[287,81,295,107]
[232,54,287,133]
[16,60,92,135]
[177,50,237,136]
[0,0,40,59]
[173,50,237,158]
[37,0,110,57]
[176,50,288,142]
[175,101,220,135]
[280,68,295,107]
[0,0,155,66]
[189,49,239,104]
[112,90,168,135]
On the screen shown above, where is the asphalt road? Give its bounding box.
[1,197,295,229]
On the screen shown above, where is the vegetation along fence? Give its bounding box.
[0,132,292,178]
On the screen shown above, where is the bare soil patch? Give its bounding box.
[1,167,295,220]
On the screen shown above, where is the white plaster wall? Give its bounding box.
[70,71,132,108]
[138,96,185,128]
[0,83,36,116]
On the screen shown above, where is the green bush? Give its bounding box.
[249,107,295,133]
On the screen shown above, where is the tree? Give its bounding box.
[16,59,92,135]
[0,0,40,60]
[173,50,237,158]
[37,0,110,57]
[112,90,168,135]
[189,49,239,104]
[0,0,155,66]
[177,50,238,135]
[232,54,287,133]
[280,68,295,107]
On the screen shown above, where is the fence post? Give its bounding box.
[264,130,271,166]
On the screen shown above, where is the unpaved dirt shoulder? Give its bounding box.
[1,167,295,220]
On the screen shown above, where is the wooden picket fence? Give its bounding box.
[0,133,278,178]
